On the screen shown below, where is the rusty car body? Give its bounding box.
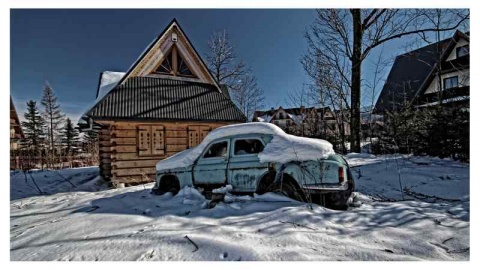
[152,131,355,209]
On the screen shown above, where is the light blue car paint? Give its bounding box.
[155,133,351,194]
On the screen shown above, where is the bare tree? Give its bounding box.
[230,74,265,121]
[206,30,248,90]
[302,40,351,152]
[206,30,264,121]
[304,9,469,152]
[362,45,391,147]
[82,130,99,166]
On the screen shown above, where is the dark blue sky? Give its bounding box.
[11,9,319,121]
[11,9,455,122]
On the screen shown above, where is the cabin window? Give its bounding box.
[203,141,228,159]
[234,139,264,156]
[443,76,459,90]
[188,125,210,148]
[157,51,173,74]
[137,125,165,156]
[177,54,193,76]
[154,46,196,78]
[456,45,469,58]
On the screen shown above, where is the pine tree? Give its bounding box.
[62,118,79,155]
[41,81,65,167]
[21,100,46,162]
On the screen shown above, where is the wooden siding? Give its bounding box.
[97,120,237,186]
[98,123,112,181]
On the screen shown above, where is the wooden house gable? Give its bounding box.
[120,19,219,88]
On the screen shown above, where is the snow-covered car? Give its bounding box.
[152,123,354,209]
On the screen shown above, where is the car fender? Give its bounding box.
[156,170,193,190]
[275,162,305,186]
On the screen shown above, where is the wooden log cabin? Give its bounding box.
[10,96,24,151]
[79,19,247,186]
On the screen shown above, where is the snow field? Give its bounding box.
[10,155,469,260]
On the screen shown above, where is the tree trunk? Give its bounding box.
[350,9,362,153]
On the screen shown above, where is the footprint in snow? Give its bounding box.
[219,252,228,259]
[128,228,146,237]
[138,250,156,261]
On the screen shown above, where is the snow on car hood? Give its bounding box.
[156,122,335,171]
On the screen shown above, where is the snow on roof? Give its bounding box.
[256,115,272,123]
[78,71,125,126]
[416,96,469,108]
[96,71,126,100]
[287,113,304,124]
[156,122,335,171]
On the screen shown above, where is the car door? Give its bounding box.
[193,140,229,185]
[227,137,269,192]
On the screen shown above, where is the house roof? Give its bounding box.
[253,106,333,123]
[374,30,469,113]
[10,96,24,138]
[85,76,246,122]
[117,18,221,90]
[78,19,245,128]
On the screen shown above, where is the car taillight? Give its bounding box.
[338,167,344,183]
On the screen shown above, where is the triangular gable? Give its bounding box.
[411,30,469,101]
[10,96,24,138]
[118,19,220,89]
[445,33,469,61]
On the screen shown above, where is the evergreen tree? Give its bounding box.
[21,100,46,155]
[62,118,79,155]
[41,81,65,151]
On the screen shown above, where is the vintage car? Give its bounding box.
[152,123,354,209]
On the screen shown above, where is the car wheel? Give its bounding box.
[158,176,180,195]
[270,175,306,202]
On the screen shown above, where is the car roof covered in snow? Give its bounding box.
[156,122,335,171]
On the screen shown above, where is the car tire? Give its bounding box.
[270,174,306,202]
[157,176,180,196]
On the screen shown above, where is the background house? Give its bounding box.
[252,106,350,138]
[374,30,469,113]
[79,19,246,186]
[372,30,469,160]
[10,96,24,169]
[10,96,24,150]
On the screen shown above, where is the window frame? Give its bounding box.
[231,137,266,157]
[200,140,230,160]
[152,45,197,78]
[136,125,165,157]
[456,45,469,58]
[443,76,459,90]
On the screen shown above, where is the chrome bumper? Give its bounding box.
[302,183,348,193]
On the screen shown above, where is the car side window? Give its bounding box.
[203,141,228,158]
[234,139,264,156]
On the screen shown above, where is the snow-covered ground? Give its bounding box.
[10,155,469,261]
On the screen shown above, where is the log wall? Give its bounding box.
[97,120,236,186]
[98,123,112,181]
